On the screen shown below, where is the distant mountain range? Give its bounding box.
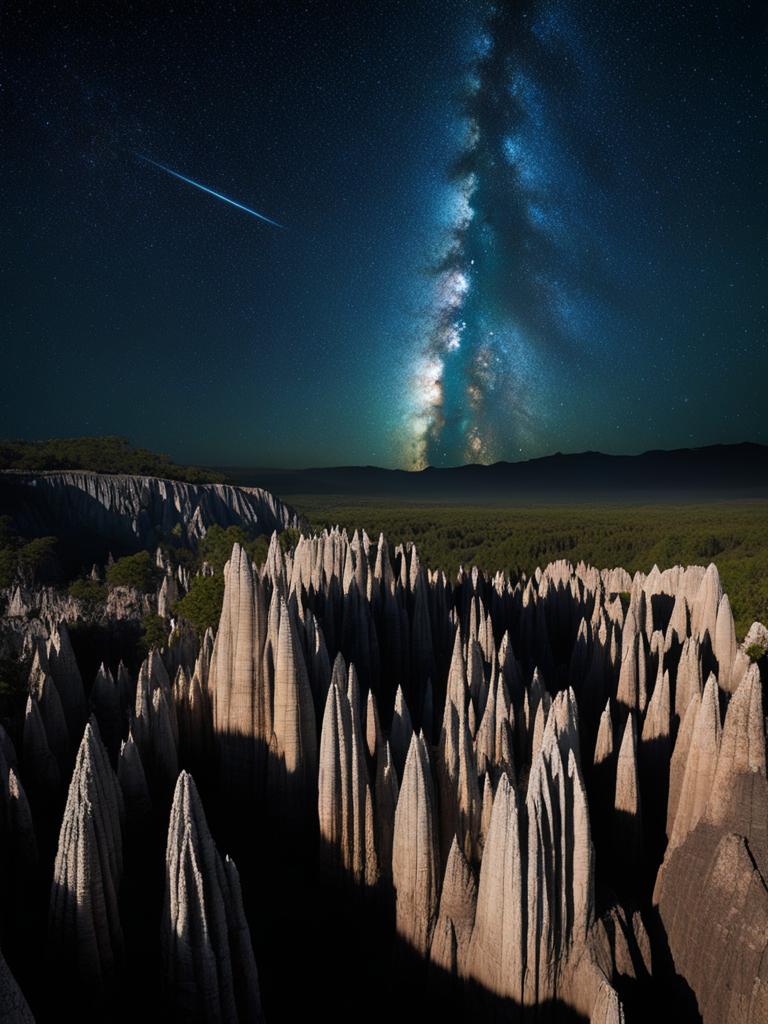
[222,443,768,503]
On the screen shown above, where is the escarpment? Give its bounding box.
[1,525,766,1024]
[0,470,302,552]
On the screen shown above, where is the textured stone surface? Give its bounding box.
[6,526,768,1022]
[3,470,301,549]
[162,771,263,1022]
[467,772,524,1000]
[0,947,35,1023]
[49,721,125,997]
[392,732,440,957]
[318,664,378,886]
[430,837,477,977]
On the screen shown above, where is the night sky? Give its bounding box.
[2,1,766,469]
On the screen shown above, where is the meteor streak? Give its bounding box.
[136,154,285,228]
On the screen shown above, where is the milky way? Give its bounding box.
[3,1,765,467]
[405,2,598,469]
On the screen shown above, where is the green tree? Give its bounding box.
[0,436,225,483]
[139,613,168,655]
[106,551,160,592]
[279,527,302,553]
[68,577,107,614]
[17,536,59,583]
[174,575,225,635]
[199,524,270,573]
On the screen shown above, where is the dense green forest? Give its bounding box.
[294,497,768,638]
[0,436,223,483]
[0,516,59,589]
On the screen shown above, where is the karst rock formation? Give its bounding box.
[0,470,302,550]
[0,513,766,1023]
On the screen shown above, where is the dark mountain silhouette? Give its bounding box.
[222,442,768,503]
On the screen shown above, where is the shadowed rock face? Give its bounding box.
[467,772,525,999]
[3,526,767,1023]
[48,720,125,1001]
[318,663,378,887]
[46,622,88,743]
[2,471,302,551]
[268,597,318,829]
[208,544,270,797]
[162,771,263,1023]
[654,664,768,1024]
[392,733,440,957]
[430,837,477,978]
[0,947,34,1023]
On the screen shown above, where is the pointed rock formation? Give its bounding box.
[318,668,378,886]
[117,733,152,833]
[706,663,766,829]
[267,596,317,831]
[22,694,60,809]
[612,712,642,881]
[714,593,738,692]
[592,697,614,792]
[390,685,413,783]
[162,771,263,1023]
[654,661,768,1024]
[666,689,702,841]
[430,837,477,978]
[91,663,122,765]
[467,772,524,1001]
[32,673,69,773]
[208,543,270,797]
[374,739,399,881]
[668,673,721,849]
[49,721,124,998]
[47,621,88,743]
[392,732,440,957]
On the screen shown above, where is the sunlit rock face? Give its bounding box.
[2,524,767,1024]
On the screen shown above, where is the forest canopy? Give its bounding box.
[0,436,224,483]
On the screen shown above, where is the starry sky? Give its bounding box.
[2,1,766,469]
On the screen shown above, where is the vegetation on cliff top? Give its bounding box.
[0,436,224,483]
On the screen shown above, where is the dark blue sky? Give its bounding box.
[2,1,766,468]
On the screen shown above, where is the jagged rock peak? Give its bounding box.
[268,596,318,826]
[49,720,125,995]
[706,663,765,826]
[669,672,721,849]
[46,621,88,742]
[430,836,477,978]
[390,684,413,782]
[467,771,524,1001]
[162,771,263,1023]
[209,542,270,796]
[318,672,378,886]
[392,732,439,957]
[117,732,152,830]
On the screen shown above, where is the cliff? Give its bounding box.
[0,470,302,553]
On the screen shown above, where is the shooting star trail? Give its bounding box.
[136,154,285,228]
